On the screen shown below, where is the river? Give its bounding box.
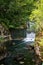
[0,32,36,65]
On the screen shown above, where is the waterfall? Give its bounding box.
[23,32,35,42]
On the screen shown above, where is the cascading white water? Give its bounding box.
[23,32,35,42]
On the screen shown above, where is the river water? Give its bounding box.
[1,32,36,65]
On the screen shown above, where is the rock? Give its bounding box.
[19,61,24,64]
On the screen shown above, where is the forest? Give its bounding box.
[0,0,43,65]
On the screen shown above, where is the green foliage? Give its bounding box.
[39,38,43,46]
[29,0,43,32]
[0,0,37,28]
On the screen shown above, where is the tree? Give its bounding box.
[29,0,43,61]
[0,0,37,29]
[29,0,43,32]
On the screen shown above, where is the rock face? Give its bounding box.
[35,31,43,62]
[26,44,42,65]
[9,28,26,40]
[0,24,8,36]
[0,24,26,40]
[0,24,11,61]
[34,44,42,65]
[0,24,12,42]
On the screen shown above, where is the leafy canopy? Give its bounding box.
[0,0,37,28]
[29,0,43,31]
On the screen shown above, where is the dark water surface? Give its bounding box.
[0,32,35,65]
